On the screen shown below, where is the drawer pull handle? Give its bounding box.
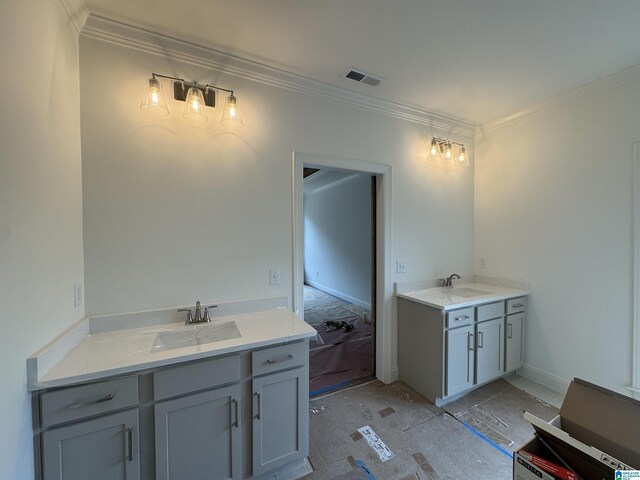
[512,303,524,308]
[69,393,115,409]
[478,331,484,349]
[266,354,294,364]
[508,323,513,339]
[126,427,133,462]
[455,315,470,321]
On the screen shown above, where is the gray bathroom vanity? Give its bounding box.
[28,304,316,480]
[397,283,528,406]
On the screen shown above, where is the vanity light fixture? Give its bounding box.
[428,137,470,166]
[140,73,243,126]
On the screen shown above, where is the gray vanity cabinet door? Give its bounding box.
[445,324,475,397]
[252,366,307,476]
[155,384,241,480]
[505,313,525,372]
[42,409,140,480]
[476,318,504,384]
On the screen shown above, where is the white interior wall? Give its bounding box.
[304,174,372,308]
[80,35,475,318]
[475,73,640,395]
[0,1,86,478]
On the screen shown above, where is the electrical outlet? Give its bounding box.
[74,283,83,308]
[396,261,407,274]
[480,258,487,269]
[269,269,281,285]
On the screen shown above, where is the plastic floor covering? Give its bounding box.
[304,285,374,394]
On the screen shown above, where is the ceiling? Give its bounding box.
[84,0,640,125]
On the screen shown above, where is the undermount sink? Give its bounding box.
[151,321,241,352]
[443,287,491,298]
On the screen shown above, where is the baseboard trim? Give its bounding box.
[304,280,371,310]
[518,364,571,394]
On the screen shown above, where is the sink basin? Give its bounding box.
[443,287,490,298]
[152,321,241,352]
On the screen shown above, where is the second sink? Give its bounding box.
[443,287,490,298]
[152,321,241,352]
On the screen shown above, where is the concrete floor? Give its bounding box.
[304,378,559,480]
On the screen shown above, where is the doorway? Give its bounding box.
[302,169,376,394]
[291,152,394,391]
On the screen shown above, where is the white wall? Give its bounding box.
[79,34,475,336]
[304,174,372,307]
[0,1,86,478]
[475,73,640,395]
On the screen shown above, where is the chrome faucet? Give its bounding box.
[443,273,461,287]
[194,301,202,322]
[178,301,218,325]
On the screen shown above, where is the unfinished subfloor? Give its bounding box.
[304,377,559,480]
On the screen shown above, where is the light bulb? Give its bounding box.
[183,86,207,121]
[140,77,169,115]
[444,142,452,159]
[220,94,243,126]
[429,139,440,157]
[456,146,469,166]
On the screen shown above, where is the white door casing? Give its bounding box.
[632,143,640,399]
[291,151,395,384]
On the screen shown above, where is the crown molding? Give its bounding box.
[81,14,476,138]
[482,62,640,133]
[59,0,89,34]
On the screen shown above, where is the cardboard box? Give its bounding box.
[515,378,640,480]
[514,437,564,480]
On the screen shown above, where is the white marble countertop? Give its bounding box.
[396,282,528,311]
[28,306,316,391]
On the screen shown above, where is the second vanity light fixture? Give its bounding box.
[428,137,469,166]
[140,73,243,126]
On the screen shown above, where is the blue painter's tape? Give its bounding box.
[461,422,513,459]
[355,459,376,479]
[309,380,351,396]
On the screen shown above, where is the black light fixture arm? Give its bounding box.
[432,136,464,148]
[151,72,186,83]
[151,73,234,96]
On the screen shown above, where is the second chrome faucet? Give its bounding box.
[177,300,218,325]
[442,273,461,287]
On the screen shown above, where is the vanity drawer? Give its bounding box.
[477,301,504,322]
[41,376,138,428]
[252,341,306,376]
[154,355,240,401]
[507,297,527,315]
[446,307,474,328]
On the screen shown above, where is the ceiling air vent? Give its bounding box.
[342,67,382,87]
